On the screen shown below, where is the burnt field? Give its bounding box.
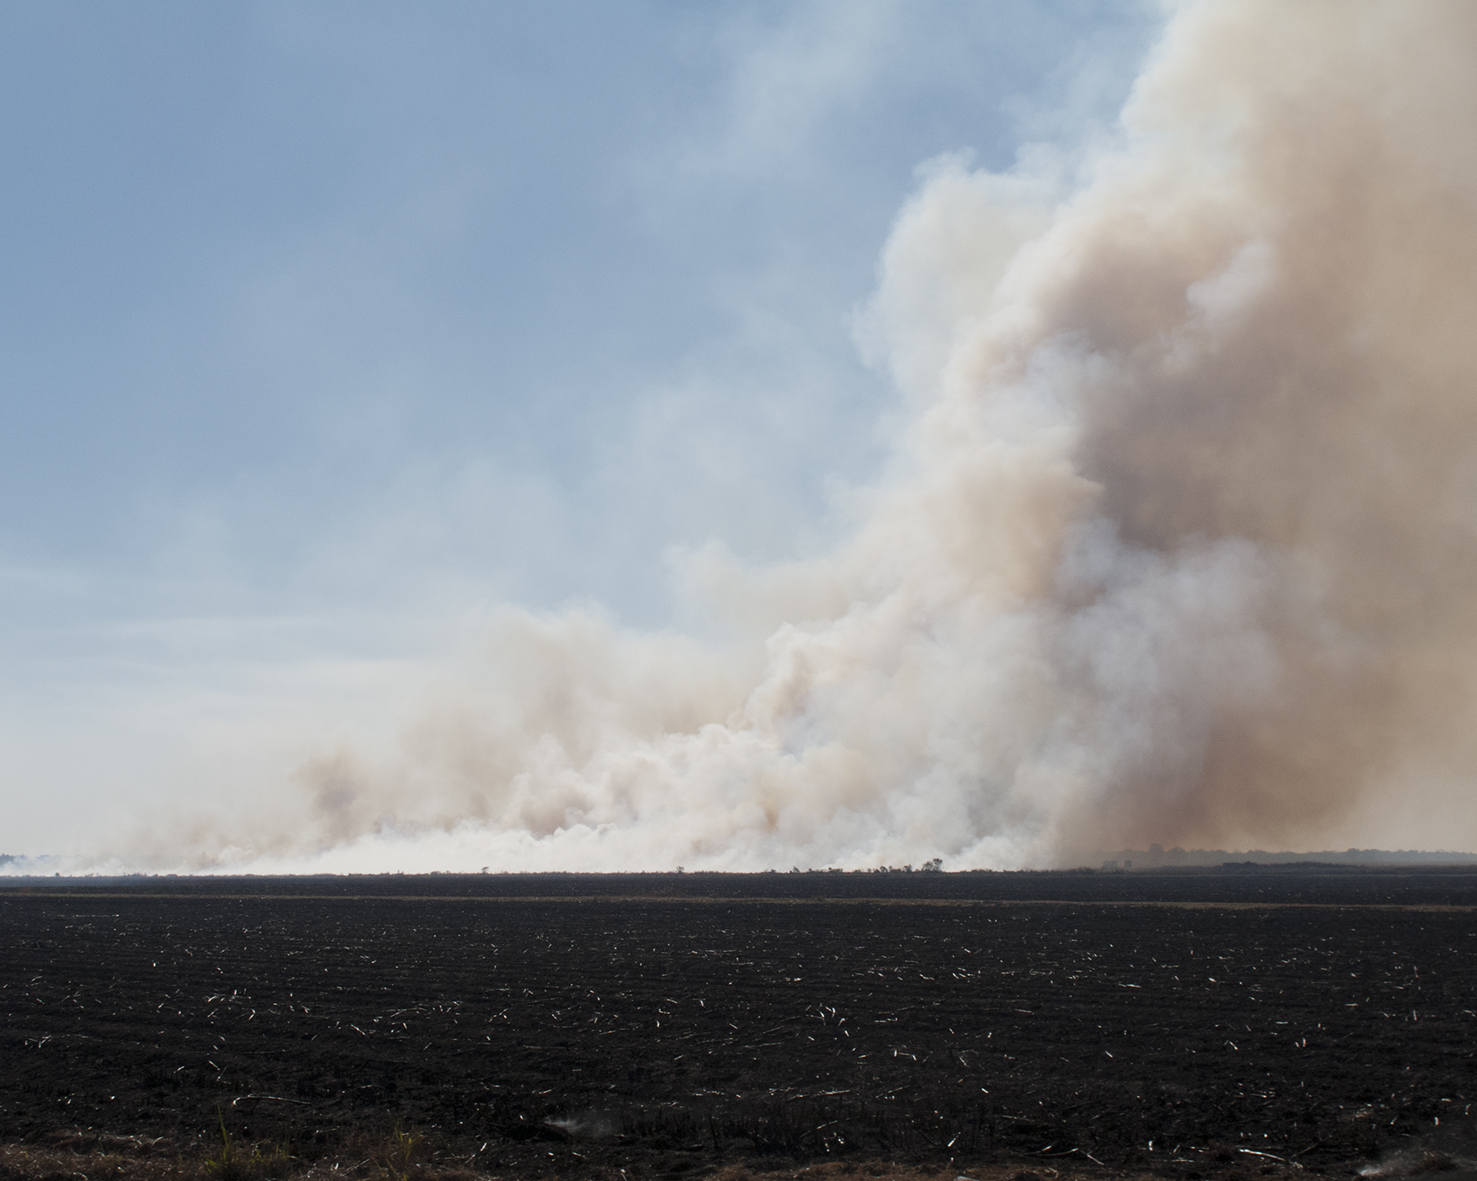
[2,871,1476,1180]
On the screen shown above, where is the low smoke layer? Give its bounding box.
[113,0,1477,872]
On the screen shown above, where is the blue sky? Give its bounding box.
[0,1,1157,854]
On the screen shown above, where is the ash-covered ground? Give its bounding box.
[2,869,1476,1181]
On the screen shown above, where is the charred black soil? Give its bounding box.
[2,869,1475,1181]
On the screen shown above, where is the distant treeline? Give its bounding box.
[1087,845,1477,868]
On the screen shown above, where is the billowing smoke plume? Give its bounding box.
[128,0,1477,871]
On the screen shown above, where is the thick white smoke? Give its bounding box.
[117,0,1477,871]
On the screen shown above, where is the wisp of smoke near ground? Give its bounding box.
[102,0,1477,873]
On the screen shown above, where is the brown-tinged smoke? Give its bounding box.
[117,0,1477,872]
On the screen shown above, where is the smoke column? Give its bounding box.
[134,0,1477,871]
